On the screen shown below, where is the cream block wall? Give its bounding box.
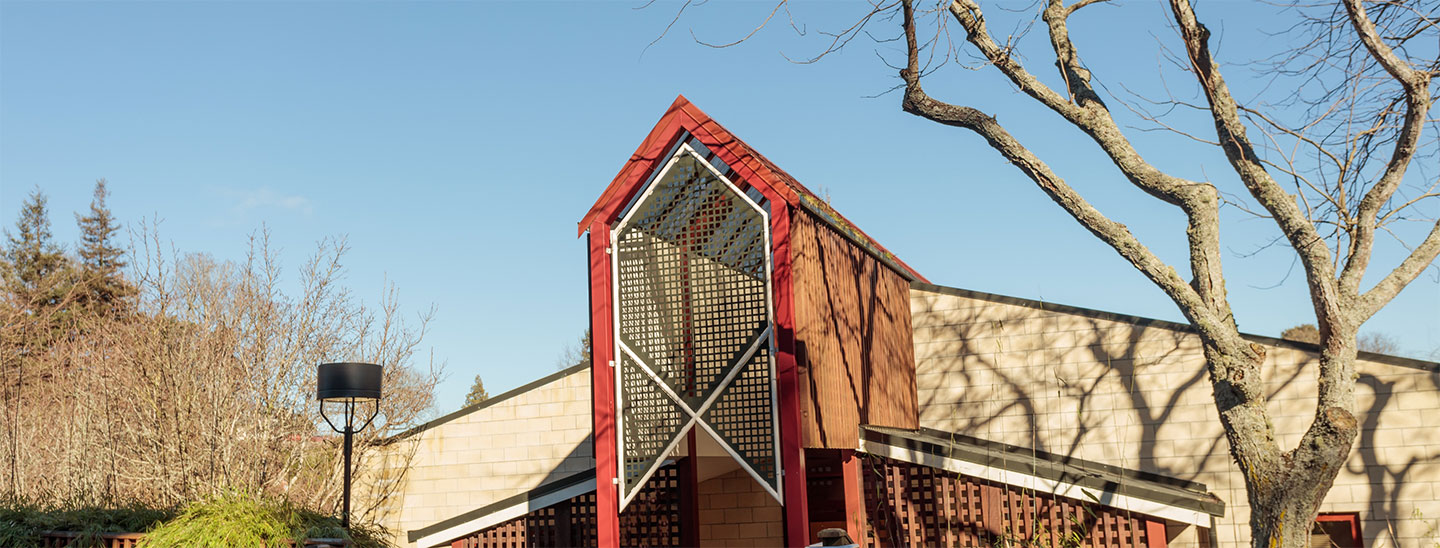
[368,366,595,547]
[911,286,1440,548]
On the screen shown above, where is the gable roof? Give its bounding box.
[578,95,928,283]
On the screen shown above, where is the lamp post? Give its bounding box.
[317,361,382,529]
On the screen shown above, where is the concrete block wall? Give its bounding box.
[368,366,594,547]
[697,468,785,547]
[911,286,1440,548]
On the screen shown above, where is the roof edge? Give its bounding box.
[860,425,1226,521]
[407,469,596,544]
[912,282,1439,372]
[384,363,592,444]
[797,198,927,283]
[576,96,927,282]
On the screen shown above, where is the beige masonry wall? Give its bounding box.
[370,366,594,547]
[697,467,785,547]
[911,285,1440,548]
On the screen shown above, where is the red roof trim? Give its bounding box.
[578,95,927,283]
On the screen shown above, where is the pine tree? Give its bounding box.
[557,328,592,371]
[3,188,74,314]
[2,188,77,373]
[74,179,135,315]
[464,375,489,407]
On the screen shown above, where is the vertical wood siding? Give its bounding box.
[791,210,918,448]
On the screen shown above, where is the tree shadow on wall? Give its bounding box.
[910,295,1315,487]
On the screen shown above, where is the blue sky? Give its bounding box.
[3,1,1436,413]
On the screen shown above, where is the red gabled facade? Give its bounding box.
[579,96,813,547]
[579,96,931,547]
[428,96,1225,548]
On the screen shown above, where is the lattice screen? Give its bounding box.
[861,455,1157,548]
[612,144,780,508]
[454,464,683,548]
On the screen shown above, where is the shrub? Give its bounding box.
[0,491,389,548]
[0,492,175,547]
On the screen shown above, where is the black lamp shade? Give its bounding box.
[317,362,383,402]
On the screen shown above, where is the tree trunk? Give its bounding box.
[1204,336,1360,548]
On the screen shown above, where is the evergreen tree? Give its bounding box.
[464,375,489,407]
[1279,324,1321,344]
[74,179,135,315]
[2,188,76,365]
[556,328,592,371]
[3,188,74,313]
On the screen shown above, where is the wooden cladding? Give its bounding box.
[862,455,1164,548]
[791,210,918,448]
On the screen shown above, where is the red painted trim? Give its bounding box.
[576,95,927,282]
[588,225,620,548]
[773,204,810,547]
[1315,513,1362,548]
[578,97,789,236]
[681,433,700,548]
[840,450,864,546]
[577,97,689,237]
[1144,519,1167,548]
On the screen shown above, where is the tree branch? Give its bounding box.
[1167,0,1345,328]
[1356,218,1440,318]
[1335,0,1435,296]
[946,0,1243,319]
[900,0,1233,345]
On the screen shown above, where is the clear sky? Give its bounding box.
[3,1,1436,414]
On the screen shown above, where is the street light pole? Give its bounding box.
[318,363,383,530]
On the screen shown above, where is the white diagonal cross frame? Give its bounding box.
[610,142,783,511]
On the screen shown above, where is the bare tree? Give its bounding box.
[0,218,442,527]
[898,1,1438,546]
[667,0,1438,546]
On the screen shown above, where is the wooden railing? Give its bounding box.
[38,531,349,548]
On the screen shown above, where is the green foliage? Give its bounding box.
[0,492,175,547]
[0,491,391,548]
[3,188,73,298]
[464,374,489,407]
[556,328,592,371]
[1281,323,1321,344]
[73,179,137,316]
[2,187,78,340]
[139,491,389,548]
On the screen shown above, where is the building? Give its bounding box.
[373,97,1440,548]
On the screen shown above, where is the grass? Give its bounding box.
[0,491,390,548]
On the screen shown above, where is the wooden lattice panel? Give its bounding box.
[455,466,683,548]
[700,347,778,484]
[619,356,687,490]
[615,153,768,407]
[612,145,781,506]
[862,455,1157,548]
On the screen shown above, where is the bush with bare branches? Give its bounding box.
[1,198,441,528]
